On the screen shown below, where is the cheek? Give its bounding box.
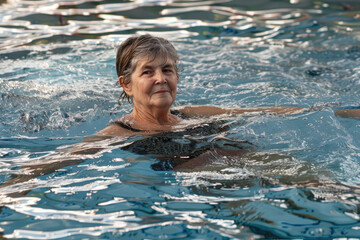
[135,79,152,94]
[145,80,156,93]
[169,77,178,90]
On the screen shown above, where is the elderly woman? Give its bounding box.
[98,34,305,136]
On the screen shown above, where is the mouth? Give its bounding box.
[153,89,169,94]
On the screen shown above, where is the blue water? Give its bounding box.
[1,0,360,239]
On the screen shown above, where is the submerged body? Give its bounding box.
[335,108,360,119]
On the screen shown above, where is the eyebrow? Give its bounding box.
[141,63,175,70]
[162,64,175,69]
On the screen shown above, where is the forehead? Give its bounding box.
[135,55,175,70]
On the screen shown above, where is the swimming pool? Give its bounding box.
[1,0,360,238]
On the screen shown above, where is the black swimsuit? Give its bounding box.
[112,110,251,170]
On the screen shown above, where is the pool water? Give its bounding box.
[1,0,360,239]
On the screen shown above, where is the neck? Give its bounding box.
[129,106,177,130]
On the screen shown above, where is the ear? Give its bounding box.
[119,76,132,97]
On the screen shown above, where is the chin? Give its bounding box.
[152,99,174,109]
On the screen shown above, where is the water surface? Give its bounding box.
[1,0,360,239]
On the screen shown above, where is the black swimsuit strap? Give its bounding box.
[113,109,189,132]
[113,121,143,132]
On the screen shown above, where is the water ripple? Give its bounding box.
[1,0,359,50]
[1,1,360,239]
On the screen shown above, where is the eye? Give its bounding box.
[163,68,173,73]
[142,70,152,75]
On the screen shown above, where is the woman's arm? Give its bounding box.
[177,105,306,118]
[335,109,360,119]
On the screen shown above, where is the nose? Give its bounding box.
[154,70,166,84]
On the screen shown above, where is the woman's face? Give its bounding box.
[125,55,178,112]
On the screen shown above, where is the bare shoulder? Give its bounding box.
[97,122,134,136]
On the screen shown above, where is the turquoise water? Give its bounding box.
[1,0,360,239]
